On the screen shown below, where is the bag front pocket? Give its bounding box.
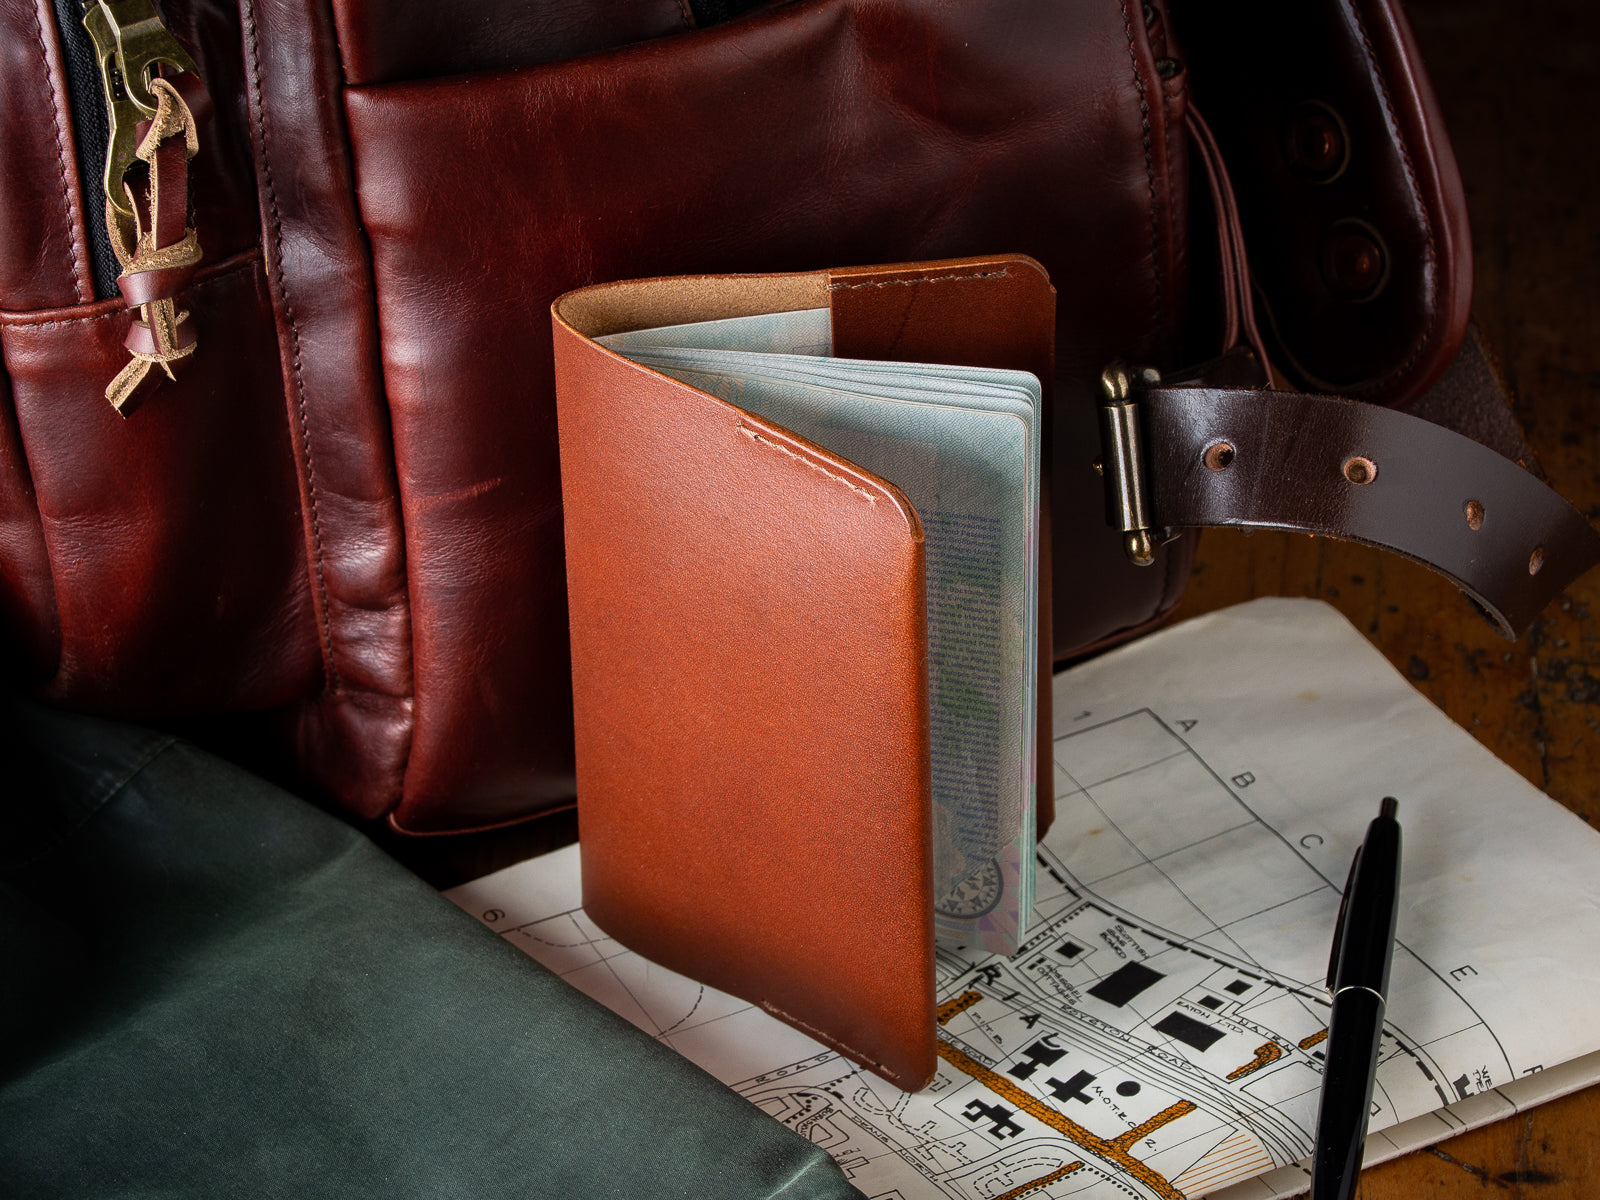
[0,252,322,715]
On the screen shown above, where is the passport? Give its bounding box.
[601,313,1040,954]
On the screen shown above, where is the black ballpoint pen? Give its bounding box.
[1310,796,1403,1200]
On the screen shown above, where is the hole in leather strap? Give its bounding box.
[1203,441,1235,472]
[1342,456,1377,485]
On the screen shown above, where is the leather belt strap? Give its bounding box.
[1119,384,1600,638]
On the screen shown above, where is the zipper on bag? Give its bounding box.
[50,0,202,301]
[49,0,119,297]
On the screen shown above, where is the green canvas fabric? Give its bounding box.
[0,698,864,1200]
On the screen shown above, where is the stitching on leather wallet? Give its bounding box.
[825,268,1010,291]
[736,424,876,503]
[758,1000,907,1084]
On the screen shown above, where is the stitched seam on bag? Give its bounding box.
[758,1000,911,1085]
[1348,1,1439,395]
[737,424,876,503]
[0,249,261,326]
[1134,6,1163,348]
[824,268,1010,291]
[244,0,341,695]
[1121,0,1163,357]
[32,2,87,305]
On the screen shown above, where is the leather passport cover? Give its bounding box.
[552,256,1055,1089]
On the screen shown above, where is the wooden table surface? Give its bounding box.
[1170,2,1600,1194]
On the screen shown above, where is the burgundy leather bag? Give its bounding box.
[2,0,1591,836]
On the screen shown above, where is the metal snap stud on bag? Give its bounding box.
[1283,101,1350,183]
[1320,219,1390,302]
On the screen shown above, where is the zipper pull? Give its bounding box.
[82,0,200,221]
[81,0,207,416]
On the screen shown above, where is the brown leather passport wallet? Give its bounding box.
[552,256,1055,1089]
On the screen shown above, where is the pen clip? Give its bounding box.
[1327,843,1363,991]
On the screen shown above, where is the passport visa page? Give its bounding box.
[599,310,1040,953]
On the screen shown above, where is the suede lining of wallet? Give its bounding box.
[555,271,830,339]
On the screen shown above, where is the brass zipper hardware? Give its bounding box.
[78,0,208,415]
[81,0,199,220]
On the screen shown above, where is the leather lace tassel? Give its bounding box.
[105,74,205,417]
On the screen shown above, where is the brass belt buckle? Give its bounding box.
[1098,363,1179,566]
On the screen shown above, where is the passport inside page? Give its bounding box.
[600,310,1039,953]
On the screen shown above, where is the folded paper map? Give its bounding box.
[448,598,1600,1199]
